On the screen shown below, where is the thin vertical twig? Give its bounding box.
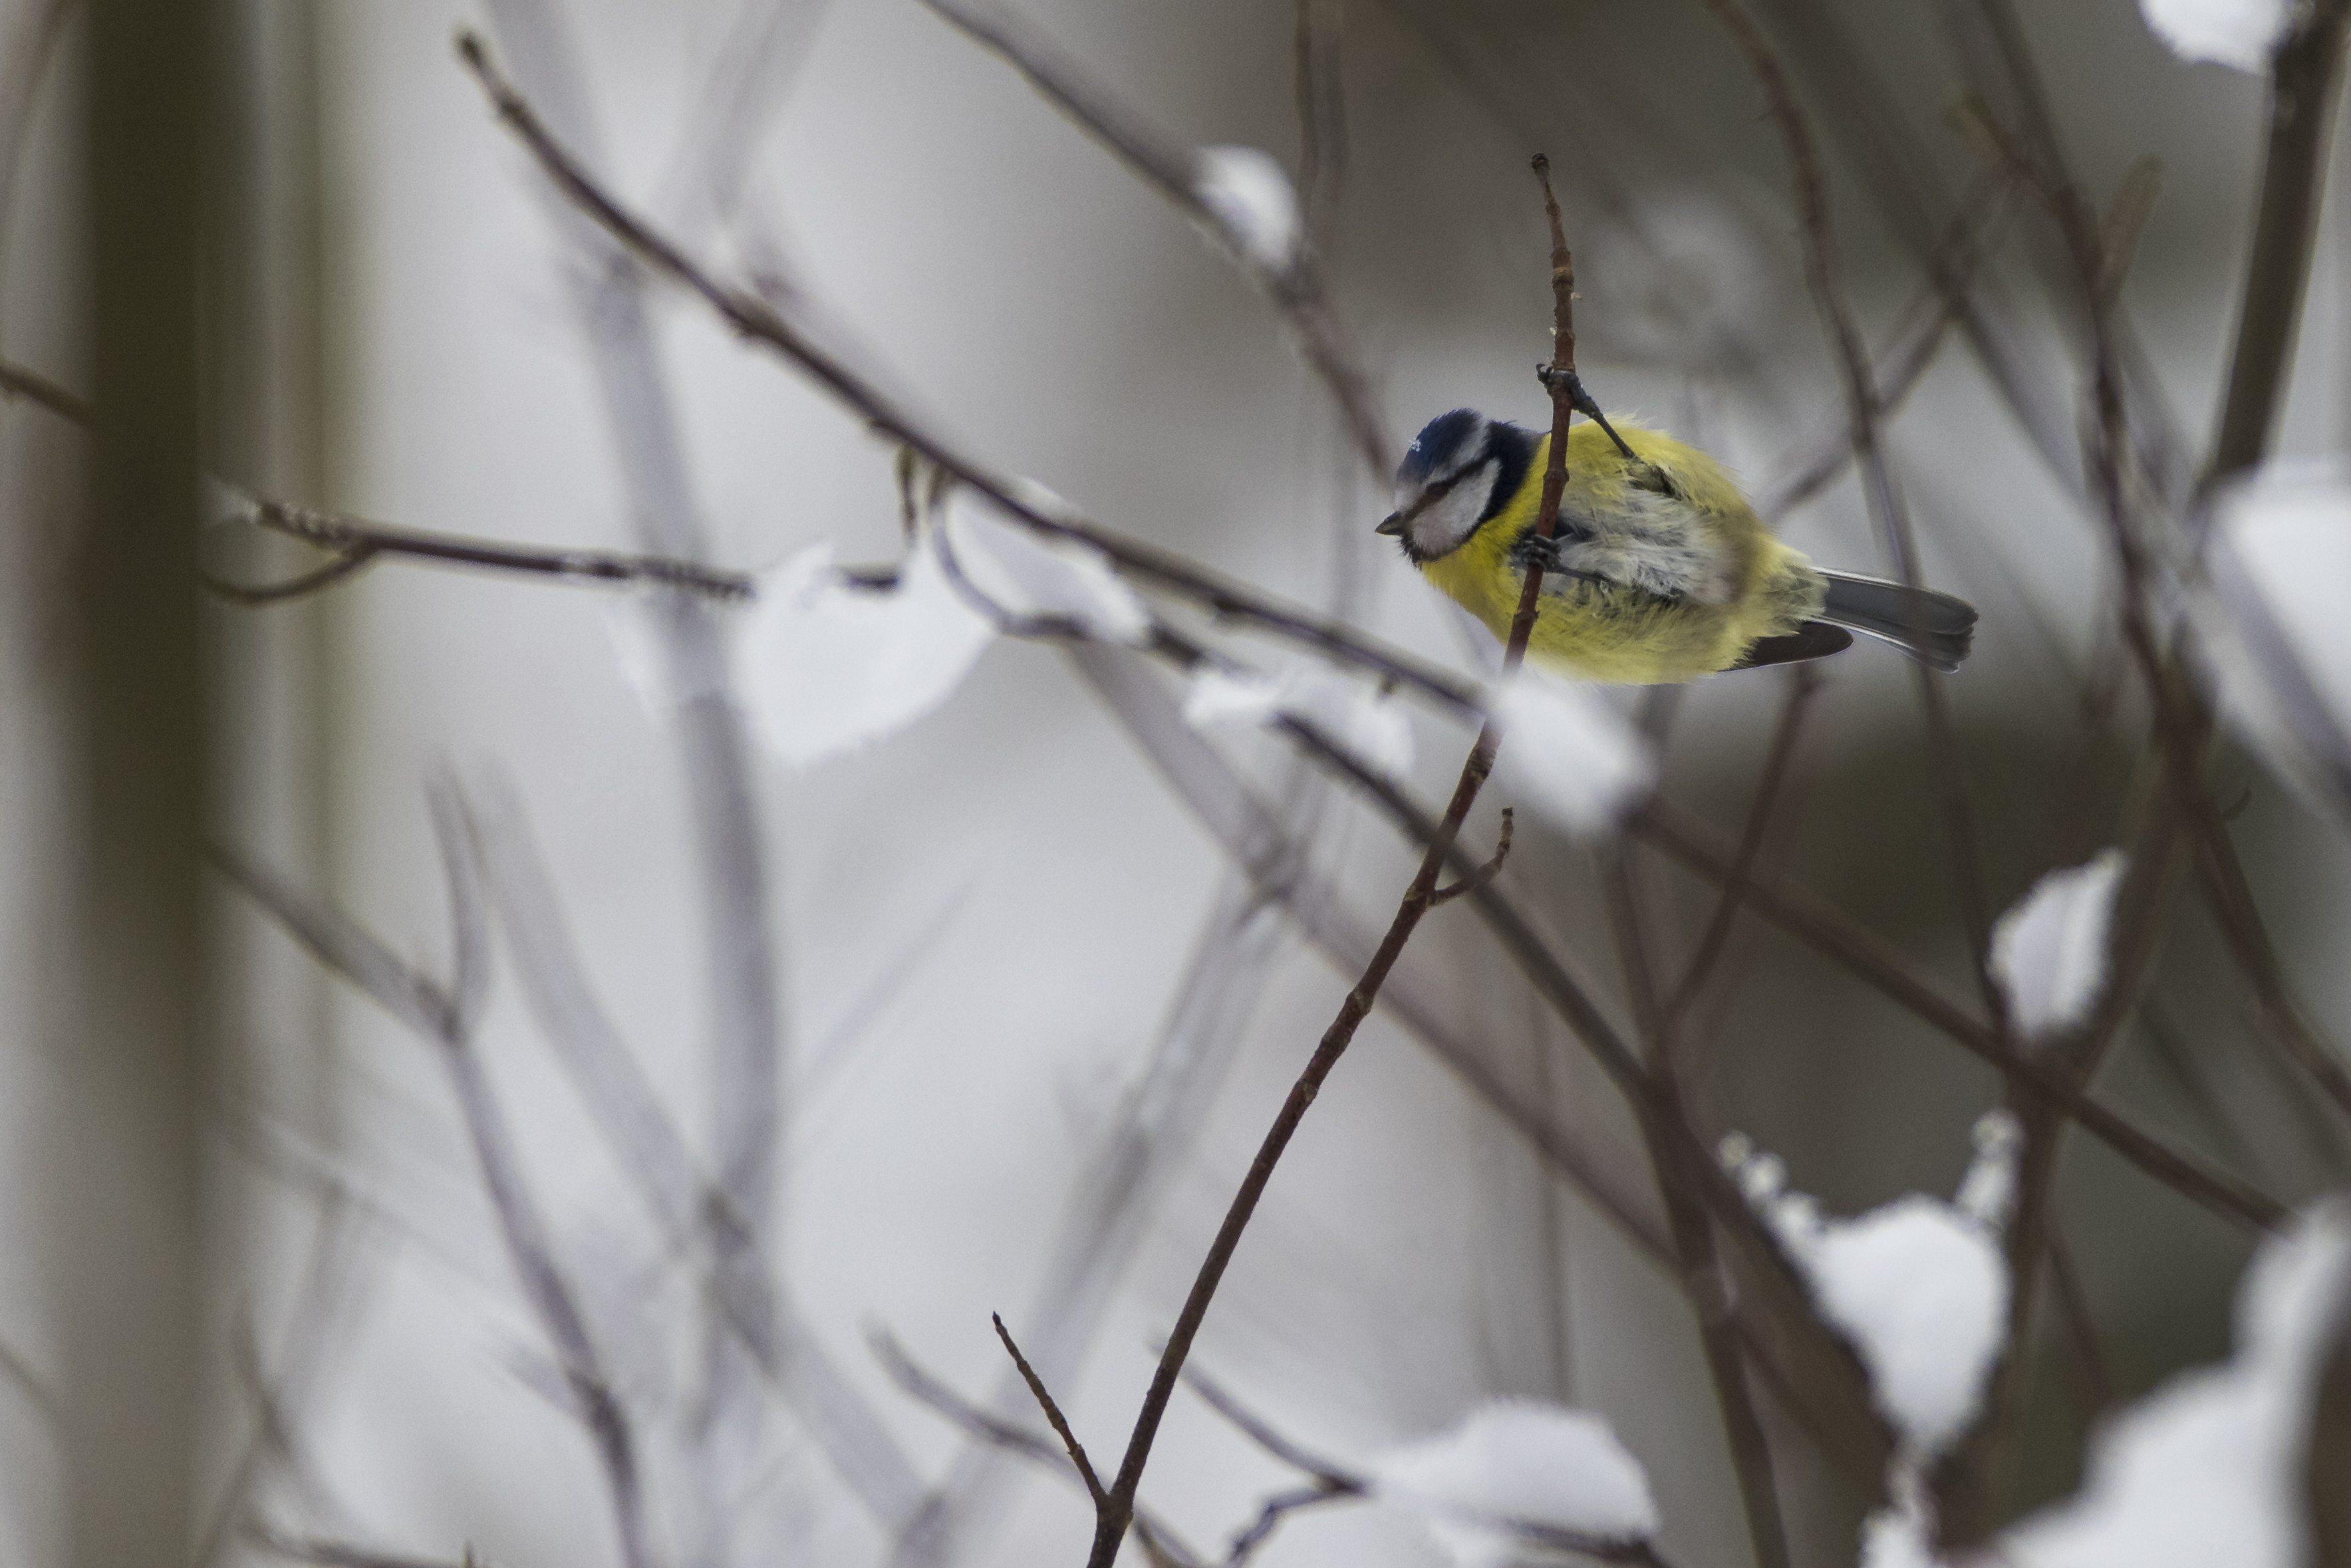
[1693,0,2005,1032]
[1292,0,1347,260]
[460,774,927,1531]
[993,1314,1104,1503]
[1602,858,1792,1568]
[1661,666,1822,1027]
[476,7,789,1476]
[2207,0,2351,481]
[2044,1227,2116,1420]
[1075,154,1583,1568]
[211,818,659,1568]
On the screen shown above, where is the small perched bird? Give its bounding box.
[1379,407,1977,683]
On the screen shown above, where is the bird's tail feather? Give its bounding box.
[1816,571,1978,674]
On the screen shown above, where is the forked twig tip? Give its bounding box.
[994,1312,1105,1505]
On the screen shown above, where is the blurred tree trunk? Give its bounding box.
[61,0,214,1559]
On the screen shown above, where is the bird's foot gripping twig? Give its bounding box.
[1536,364,1640,461]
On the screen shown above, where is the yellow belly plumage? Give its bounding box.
[1417,423,1826,684]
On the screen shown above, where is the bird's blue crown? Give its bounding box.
[1398,408,1487,485]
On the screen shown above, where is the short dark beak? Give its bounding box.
[1375,512,1404,536]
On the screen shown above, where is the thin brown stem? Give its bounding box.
[2209,0,2351,481]
[458,31,1480,720]
[1635,801,2284,1234]
[1077,152,1581,1568]
[1755,166,2021,522]
[201,545,381,605]
[248,499,754,600]
[871,1329,1205,1568]
[1693,0,2004,1029]
[1662,666,1821,1027]
[1602,858,1792,1568]
[2045,1226,2116,1419]
[1428,808,1513,907]
[0,351,92,423]
[994,1313,1103,1505]
[914,0,1393,478]
[0,355,748,606]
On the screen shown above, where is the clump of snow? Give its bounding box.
[1860,1502,1943,1568]
[2137,0,2289,69]
[1193,144,1301,274]
[1724,1127,2013,1458]
[2203,461,2351,825]
[737,543,995,768]
[941,495,1153,646]
[1488,670,1655,835]
[1991,850,2129,1040]
[1369,1398,1658,1568]
[1953,1109,2024,1230]
[2002,1200,2351,1568]
[1182,664,1416,780]
[1182,666,1286,728]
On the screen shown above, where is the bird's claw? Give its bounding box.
[1534,363,1605,420]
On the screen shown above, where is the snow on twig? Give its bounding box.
[2001,1201,2351,1568]
[1367,1400,1661,1568]
[1989,851,2131,1041]
[1487,670,1655,835]
[1182,666,1415,781]
[1192,145,1302,275]
[2136,0,2291,68]
[738,542,995,768]
[1723,1115,2020,1460]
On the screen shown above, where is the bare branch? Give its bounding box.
[2205,0,2351,479]
[1634,801,2286,1234]
[476,5,791,1483]
[1075,156,1586,1567]
[1180,1365,1359,1494]
[460,774,928,1531]
[870,1329,1205,1568]
[994,1314,1103,1505]
[1753,168,2020,523]
[1603,857,1792,1568]
[1661,665,1821,1026]
[1427,808,1512,908]
[916,0,1393,477]
[245,500,752,600]
[1693,0,2005,1035]
[1065,641,1674,1268]
[454,31,1481,722]
[212,801,658,1568]
[0,352,92,424]
[202,543,382,606]
[0,372,755,604]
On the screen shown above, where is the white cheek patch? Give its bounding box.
[1553,489,1738,604]
[1405,459,1498,557]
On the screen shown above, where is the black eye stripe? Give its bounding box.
[1393,459,1483,529]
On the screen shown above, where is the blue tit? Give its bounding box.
[1377,408,1977,684]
